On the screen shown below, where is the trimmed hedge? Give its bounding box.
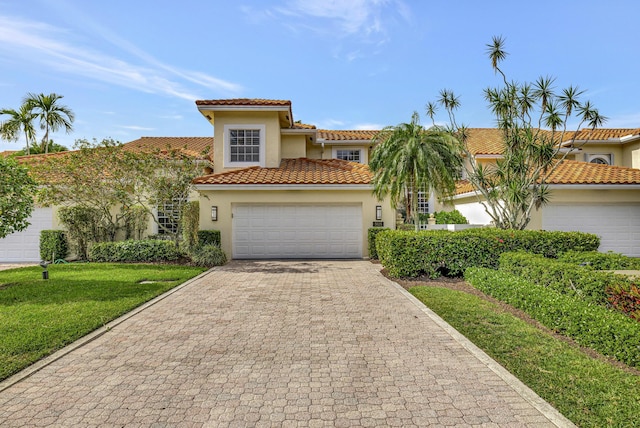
[39,230,68,261]
[376,228,600,278]
[367,227,389,260]
[197,230,221,247]
[89,239,183,263]
[190,244,227,267]
[498,251,623,305]
[558,250,640,270]
[465,267,640,369]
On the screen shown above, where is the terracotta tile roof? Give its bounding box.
[546,160,640,184]
[122,136,213,159]
[317,130,379,141]
[0,150,18,157]
[291,123,317,129]
[564,128,640,141]
[455,160,640,195]
[195,98,291,107]
[193,158,372,185]
[463,128,505,155]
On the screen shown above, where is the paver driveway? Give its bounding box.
[0,260,573,427]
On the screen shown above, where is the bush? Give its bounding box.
[58,206,104,260]
[607,283,640,321]
[39,230,68,261]
[181,201,199,252]
[558,250,640,270]
[197,230,221,247]
[498,251,623,305]
[434,210,469,224]
[376,228,600,278]
[367,227,389,260]
[89,240,183,263]
[190,244,227,267]
[465,267,640,369]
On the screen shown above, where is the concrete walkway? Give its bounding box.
[0,260,574,427]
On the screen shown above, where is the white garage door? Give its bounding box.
[542,204,640,257]
[0,207,53,262]
[233,204,362,259]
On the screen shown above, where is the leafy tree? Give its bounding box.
[35,138,145,242]
[34,138,209,246]
[370,112,462,231]
[0,156,36,238]
[427,36,606,230]
[15,141,68,156]
[25,92,74,154]
[0,103,37,155]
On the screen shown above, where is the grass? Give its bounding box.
[410,286,640,428]
[0,263,206,381]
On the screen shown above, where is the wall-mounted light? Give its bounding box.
[211,206,218,221]
[375,205,382,221]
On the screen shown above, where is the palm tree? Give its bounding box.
[0,104,37,155]
[26,93,74,154]
[369,112,462,231]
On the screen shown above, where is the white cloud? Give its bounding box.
[353,122,384,130]
[0,15,243,101]
[266,0,410,41]
[119,125,155,131]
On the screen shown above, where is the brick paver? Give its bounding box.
[0,260,574,427]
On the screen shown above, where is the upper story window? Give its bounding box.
[335,149,362,163]
[587,154,612,165]
[224,124,266,167]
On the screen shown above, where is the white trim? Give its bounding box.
[453,183,640,200]
[223,124,266,168]
[315,139,371,145]
[194,184,373,191]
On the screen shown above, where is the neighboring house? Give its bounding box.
[0,138,213,262]
[192,99,393,259]
[450,128,640,256]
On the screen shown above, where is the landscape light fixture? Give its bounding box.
[211,206,218,221]
[375,205,382,221]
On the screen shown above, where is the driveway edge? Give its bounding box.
[0,267,216,393]
[379,273,577,428]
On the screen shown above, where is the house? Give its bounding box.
[0,138,214,262]
[451,128,640,256]
[191,99,393,259]
[3,99,640,262]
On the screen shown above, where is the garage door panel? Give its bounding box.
[0,208,53,262]
[543,204,640,257]
[233,204,362,259]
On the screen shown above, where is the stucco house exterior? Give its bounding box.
[2,99,640,261]
[451,128,640,256]
[191,99,394,259]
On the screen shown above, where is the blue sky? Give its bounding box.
[1,0,640,152]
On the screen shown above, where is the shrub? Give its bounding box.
[434,210,469,224]
[89,240,183,263]
[558,250,640,270]
[122,205,148,240]
[367,227,389,260]
[39,230,68,261]
[465,267,640,369]
[376,228,600,278]
[607,283,640,321]
[181,201,199,252]
[58,206,104,260]
[197,230,221,247]
[190,244,227,267]
[498,251,623,304]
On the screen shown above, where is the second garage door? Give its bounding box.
[0,207,53,262]
[232,204,362,259]
[542,203,640,257]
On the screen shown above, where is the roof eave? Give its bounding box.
[194,184,373,191]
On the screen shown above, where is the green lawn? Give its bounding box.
[410,286,640,428]
[0,263,206,381]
